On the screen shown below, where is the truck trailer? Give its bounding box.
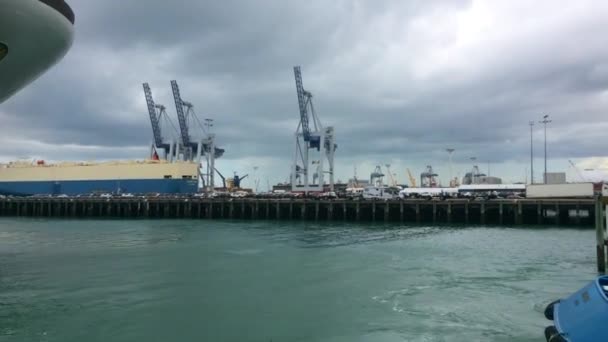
[525,183,595,198]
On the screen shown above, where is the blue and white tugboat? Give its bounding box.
[544,276,608,341]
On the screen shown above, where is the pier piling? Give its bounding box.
[276,201,281,220]
[300,202,306,220]
[0,197,596,229]
[289,202,293,219]
[596,195,606,274]
[384,202,389,222]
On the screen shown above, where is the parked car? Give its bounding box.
[320,191,337,199]
[231,191,249,198]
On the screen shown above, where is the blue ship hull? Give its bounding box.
[0,179,198,196]
[544,276,608,341]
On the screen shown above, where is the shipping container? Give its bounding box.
[544,172,567,184]
[526,183,594,198]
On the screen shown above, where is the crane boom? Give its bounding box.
[568,159,586,182]
[293,66,311,142]
[385,164,397,186]
[142,83,164,148]
[214,167,226,188]
[171,80,225,159]
[170,80,190,147]
[407,168,417,188]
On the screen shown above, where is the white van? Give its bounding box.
[362,186,396,200]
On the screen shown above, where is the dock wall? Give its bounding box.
[0,197,595,226]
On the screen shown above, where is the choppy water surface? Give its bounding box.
[0,219,597,342]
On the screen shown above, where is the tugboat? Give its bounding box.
[544,276,608,341]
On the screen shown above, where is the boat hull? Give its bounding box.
[0,179,198,196]
[0,160,200,196]
[545,276,608,342]
[0,0,74,103]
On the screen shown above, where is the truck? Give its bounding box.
[525,183,594,198]
[362,186,398,200]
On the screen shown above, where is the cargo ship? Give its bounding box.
[0,1,211,197]
[0,160,199,196]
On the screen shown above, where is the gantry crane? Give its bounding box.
[370,166,385,187]
[142,83,178,161]
[171,79,194,160]
[385,164,398,187]
[291,66,336,193]
[420,165,439,187]
[170,80,225,161]
[170,80,226,193]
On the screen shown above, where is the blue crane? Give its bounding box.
[170,80,192,150]
[170,80,225,159]
[233,173,248,188]
[293,66,321,149]
[142,83,172,157]
[291,66,337,192]
[213,168,248,190]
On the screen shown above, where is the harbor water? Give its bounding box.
[0,219,597,342]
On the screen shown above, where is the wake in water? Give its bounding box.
[0,219,596,341]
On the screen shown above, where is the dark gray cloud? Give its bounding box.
[2,0,608,187]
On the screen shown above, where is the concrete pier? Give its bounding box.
[0,197,595,227]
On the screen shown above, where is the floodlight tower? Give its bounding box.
[446,148,455,187]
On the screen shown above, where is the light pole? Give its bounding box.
[539,115,551,184]
[385,164,392,186]
[253,166,259,193]
[446,148,455,186]
[204,118,215,192]
[470,157,477,184]
[529,121,534,184]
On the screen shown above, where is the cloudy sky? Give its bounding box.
[3,0,608,188]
